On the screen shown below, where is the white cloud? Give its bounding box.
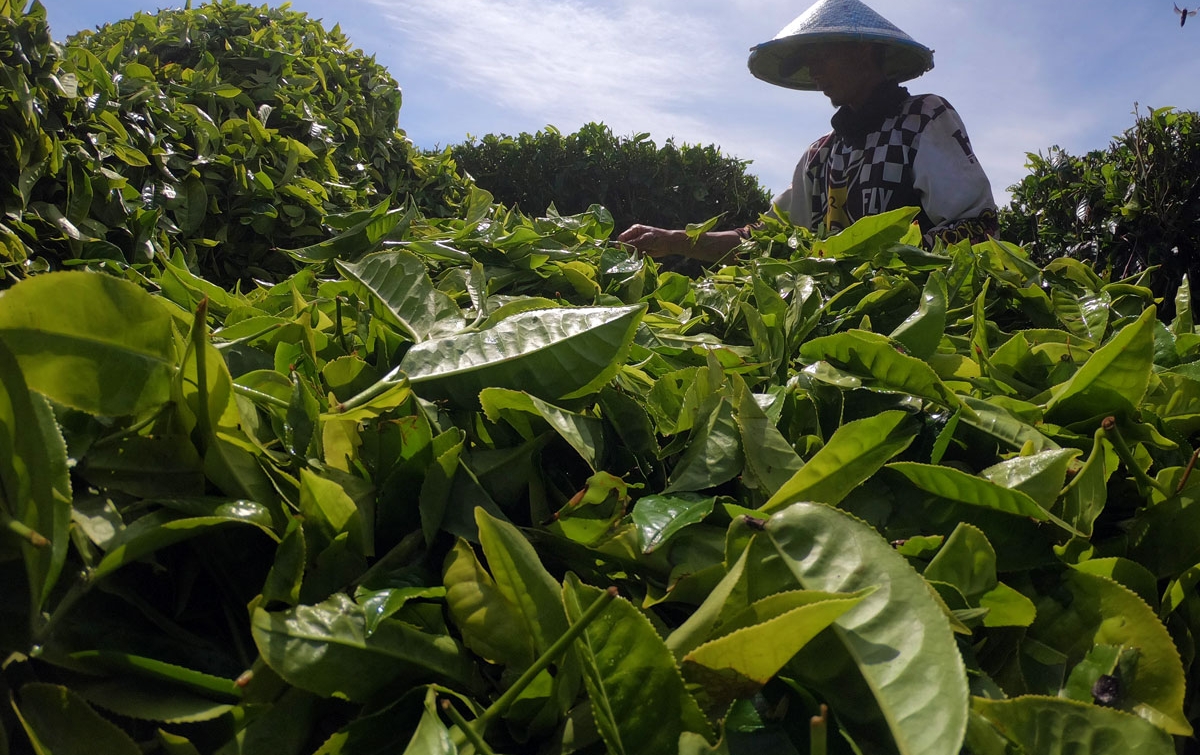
[371,0,732,134]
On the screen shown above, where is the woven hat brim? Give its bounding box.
[747,33,934,90]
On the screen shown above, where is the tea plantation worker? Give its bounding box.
[619,0,998,264]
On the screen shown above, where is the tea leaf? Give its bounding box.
[0,272,176,416]
[563,574,713,754]
[402,304,645,407]
[763,502,969,755]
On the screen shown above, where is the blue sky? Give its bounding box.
[46,0,1200,209]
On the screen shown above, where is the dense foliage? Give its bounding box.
[5,183,1200,755]
[445,122,773,236]
[0,0,469,288]
[5,2,1200,754]
[1001,106,1200,315]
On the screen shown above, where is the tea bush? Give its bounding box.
[1001,106,1200,314]
[445,122,772,235]
[0,0,470,287]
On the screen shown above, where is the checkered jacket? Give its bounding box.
[773,92,998,246]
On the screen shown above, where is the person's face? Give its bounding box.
[805,42,885,109]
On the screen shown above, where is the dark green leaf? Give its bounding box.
[250,594,475,701]
[13,683,142,755]
[631,493,716,554]
[970,696,1175,755]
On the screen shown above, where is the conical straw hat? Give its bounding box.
[747,0,934,90]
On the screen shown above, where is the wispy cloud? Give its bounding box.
[372,0,732,135]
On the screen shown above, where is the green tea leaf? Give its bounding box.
[923,523,997,603]
[262,522,306,607]
[213,687,317,755]
[475,509,568,662]
[480,388,606,471]
[734,379,804,496]
[0,272,176,416]
[67,650,241,704]
[631,493,716,554]
[563,574,713,754]
[1059,429,1111,537]
[13,683,142,755]
[1051,286,1111,342]
[682,589,866,701]
[337,250,462,343]
[299,468,369,557]
[250,594,475,701]
[969,696,1175,755]
[889,270,947,361]
[402,304,645,407]
[799,329,964,410]
[959,396,1058,452]
[888,462,1052,520]
[443,538,535,667]
[92,507,278,581]
[978,448,1079,509]
[0,339,70,610]
[763,502,969,755]
[665,395,743,494]
[1045,307,1156,423]
[280,200,406,262]
[1030,569,1190,735]
[763,410,917,512]
[810,206,920,259]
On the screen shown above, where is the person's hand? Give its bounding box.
[616,225,688,258]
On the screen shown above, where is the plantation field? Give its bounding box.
[4,1,1200,753]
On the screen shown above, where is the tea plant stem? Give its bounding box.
[212,320,285,349]
[33,572,93,647]
[192,298,211,451]
[1101,417,1169,497]
[88,401,173,448]
[1177,447,1200,494]
[440,699,497,755]
[68,650,243,703]
[329,365,406,414]
[811,704,829,755]
[0,508,48,548]
[334,296,351,352]
[232,383,291,410]
[473,586,617,733]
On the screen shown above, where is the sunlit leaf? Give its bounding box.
[799,329,965,411]
[0,272,176,416]
[762,502,970,755]
[1029,569,1190,735]
[403,304,645,407]
[336,250,462,342]
[763,410,917,512]
[1045,307,1156,423]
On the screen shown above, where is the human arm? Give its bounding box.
[616,225,745,263]
[616,144,816,262]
